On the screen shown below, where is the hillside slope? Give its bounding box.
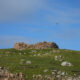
[0,48,80,80]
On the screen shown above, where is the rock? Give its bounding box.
[26,60,32,65]
[14,41,59,50]
[0,67,24,80]
[14,42,27,50]
[54,55,63,61]
[43,69,48,72]
[37,53,41,56]
[33,41,59,49]
[61,61,72,67]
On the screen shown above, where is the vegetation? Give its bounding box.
[0,48,80,79]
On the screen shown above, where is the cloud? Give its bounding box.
[0,0,80,24]
[0,0,45,22]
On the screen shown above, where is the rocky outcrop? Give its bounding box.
[14,41,59,50]
[14,42,27,50]
[28,41,59,49]
[0,67,24,80]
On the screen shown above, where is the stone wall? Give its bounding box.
[14,41,59,50]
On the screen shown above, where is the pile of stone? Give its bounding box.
[32,70,80,80]
[0,67,24,80]
[14,42,27,50]
[14,41,59,50]
[33,41,59,49]
[32,74,54,80]
[54,55,64,61]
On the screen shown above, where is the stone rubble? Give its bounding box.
[14,41,59,50]
[0,67,24,80]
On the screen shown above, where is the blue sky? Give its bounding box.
[0,0,80,50]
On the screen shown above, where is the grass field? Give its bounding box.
[0,48,80,79]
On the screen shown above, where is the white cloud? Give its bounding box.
[0,0,45,22]
[0,0,80,24]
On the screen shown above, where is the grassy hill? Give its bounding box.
[0,48,80,79]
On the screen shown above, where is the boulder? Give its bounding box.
[61,61,72,67]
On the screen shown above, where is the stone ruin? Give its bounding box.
[0,67,24,80]
[14,41,59,50]
[14,42,27,50]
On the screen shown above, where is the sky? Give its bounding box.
[0,0,80,50]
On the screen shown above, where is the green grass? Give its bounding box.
[0,48,80,79]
